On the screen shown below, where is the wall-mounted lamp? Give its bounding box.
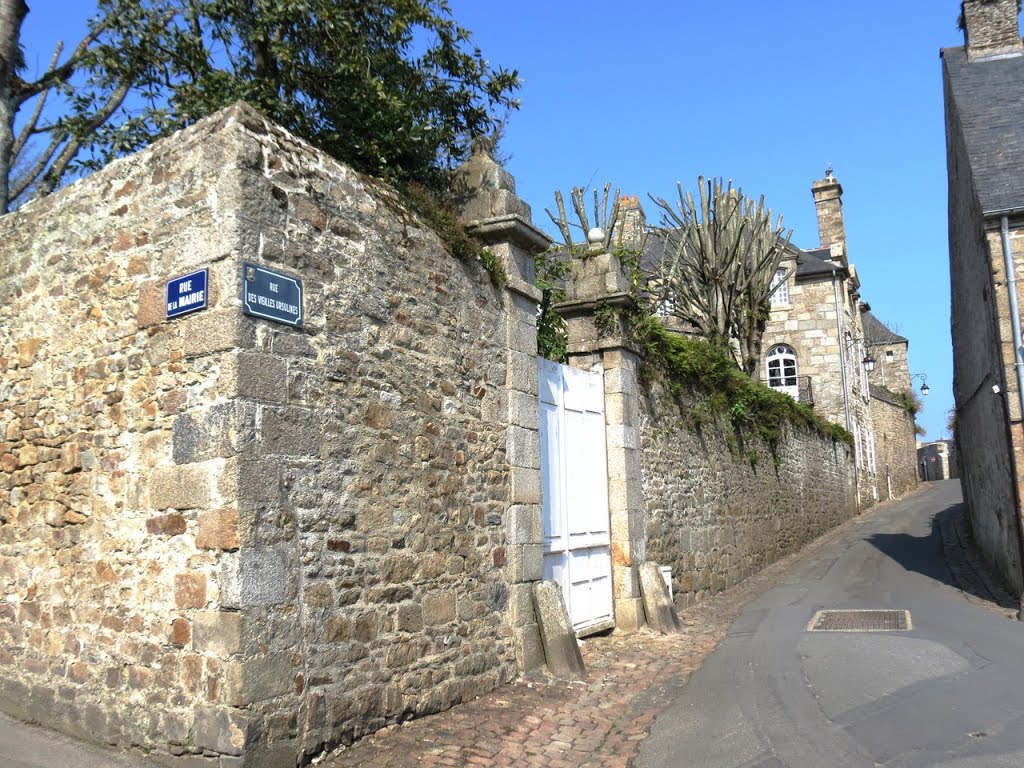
[911,373,929,397]
[848,335,877,373]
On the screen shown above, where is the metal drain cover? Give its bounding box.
[807,609,911,632]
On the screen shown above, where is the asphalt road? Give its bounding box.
[638,480,1024,768]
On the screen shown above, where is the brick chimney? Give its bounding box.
[615,195,646,249]
[962,0,1023,61]
[811,167,846,263]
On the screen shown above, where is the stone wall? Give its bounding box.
[0,104,529,766]
[638,385,856,609]
[943,61,1024,595]
[918,441,956,481]
[0,98,882,764]
[0,108,257,763]
[868,388,919,499]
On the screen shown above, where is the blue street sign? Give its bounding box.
[166,269,208,319]
[241,262,303,327]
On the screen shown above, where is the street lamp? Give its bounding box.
[911,373,929,396]
[863,354,877,373]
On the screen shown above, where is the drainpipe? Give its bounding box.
[834,268,858,505]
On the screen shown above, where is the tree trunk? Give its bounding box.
[0,0,27,213]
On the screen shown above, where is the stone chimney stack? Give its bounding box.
[615,195,646,249]
[962,0,1023,62]
[811,167,846,263]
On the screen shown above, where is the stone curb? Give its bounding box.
[938,505,1018,618]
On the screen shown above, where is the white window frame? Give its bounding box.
[769,268,790,306]
[656,294,676,318]
[766,344,799,398]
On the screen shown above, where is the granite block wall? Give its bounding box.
[638,382,857,609]
[0,103,521,766]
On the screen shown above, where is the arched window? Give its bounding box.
[766,344,799,399]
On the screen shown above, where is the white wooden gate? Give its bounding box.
[538,358,614,636]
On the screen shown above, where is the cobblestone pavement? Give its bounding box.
[318,497,911,768]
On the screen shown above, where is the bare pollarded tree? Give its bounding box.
[0,0,180,213]
[649,176,792,378]
[545,182,623,251]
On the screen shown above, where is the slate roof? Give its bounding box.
[943,45,1024,215]
[862,311,907,345]
[639,234,842,280]
[870,383,906,407]
[794,247,841,278]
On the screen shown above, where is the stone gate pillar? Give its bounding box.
[453,145,552,671]
[555,238,647,631]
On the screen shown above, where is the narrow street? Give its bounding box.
[3,481,1017,767]
[639,480,1024,768]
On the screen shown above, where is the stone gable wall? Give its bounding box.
[869,339,911,394]
[638,384,856,608]
[0,104,518,766]
[868,393,919,499]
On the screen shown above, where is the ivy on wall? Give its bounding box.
[631,313,854,447]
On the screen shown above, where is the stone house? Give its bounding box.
[862,311,921,499]
[918,440,960,482]
[0,103,857,766]
[627,171,917,507]
[760,172,882,504]
[942,0,1024,596]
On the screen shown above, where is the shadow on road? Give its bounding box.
[865,502,1018,612]
[865,504,959,584]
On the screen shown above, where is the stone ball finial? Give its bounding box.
[587,227,605,244]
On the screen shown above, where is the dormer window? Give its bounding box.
[769,269,790,306]
[885,350,894,362]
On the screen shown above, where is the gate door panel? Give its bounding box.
[539,358,613,635]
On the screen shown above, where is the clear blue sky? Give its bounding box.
[21,1,965,439]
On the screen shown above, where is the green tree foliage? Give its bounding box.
[1,0,181,209]
[0,0,519,211]
[534,248,570,362]
[899,388,924,417]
